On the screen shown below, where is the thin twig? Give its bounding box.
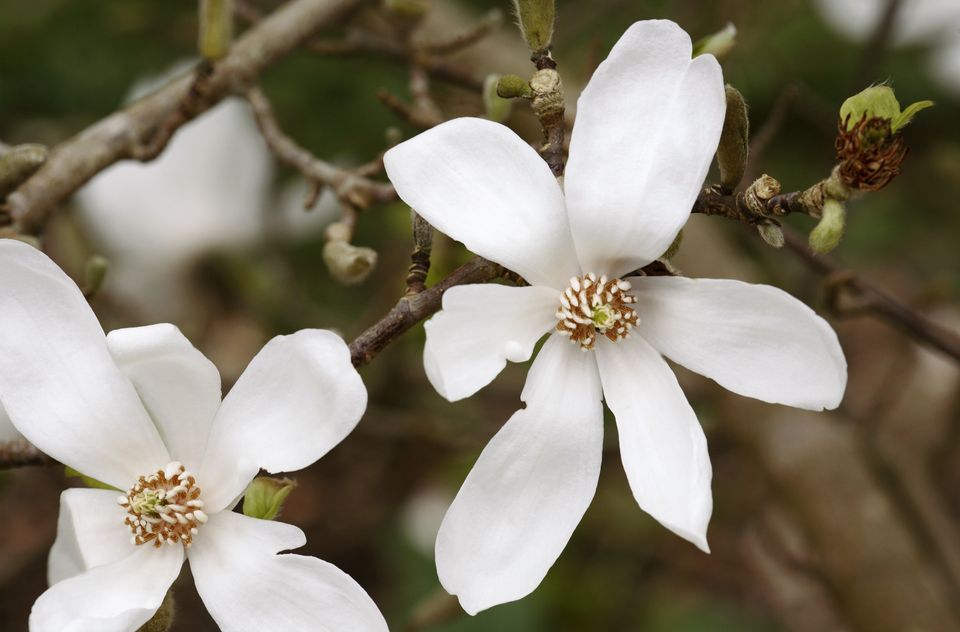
[245,86,395,208]
[0,439,53,469]
[422,9,503,56]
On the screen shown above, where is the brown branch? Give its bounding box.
[349,257,502,368]
[0,439,53,469]
[421,9,503,56]
[245,86,395,208]
[6,0,366,235]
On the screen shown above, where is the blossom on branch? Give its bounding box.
[384,20,848,614]
[0,239,387,632]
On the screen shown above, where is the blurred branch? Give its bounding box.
[245,85,395,208]
[0,439,53,469]
[856,0,903,86]
[6,0,366,235]
[349,257,502,368]
[422,9,503,56]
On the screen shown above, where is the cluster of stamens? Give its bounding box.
[556,273,639,350]
[118,461,206,548]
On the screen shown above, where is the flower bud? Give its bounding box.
[692,23,737,60]
[323,240,378,285]
[496,74,533,100]
[809,198,845,254]
[511,0,554,53]
[484,75,514,123]
[0,143,47,198]
[242,476,298,521]
[716,85,749,194]
[84,255,110,298]
[198,0,233,61]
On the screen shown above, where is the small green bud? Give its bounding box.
[692,23,737,60]
[198,0,233,61]
[0,143,47,198]
[137,592,175,632]
[483,75,514,123]
[809,198,845,254]
[716,85,749,194]
[83,255,110,297]
[65,466,116,491]
[839,85,933,132]
[243,476,298,521]
[756,221,784,248]
[511,0,554,53]
[496,74,533,100]
[323,240,378,285]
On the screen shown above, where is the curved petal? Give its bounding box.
[436,334,603,614]
[189,511,387,632]
[595,335,712,552]
[31,544,183,632]
[424,283,559,401]
[0,240,168,489]
[384,117,579,288]
[0,401,21,442]
[48,489,134,586]
[199,330,367,513]
[106,324,222,470]
[564,20,726,277]
[631,276,847,410]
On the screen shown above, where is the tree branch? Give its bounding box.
[0,439,53,469]
[6,0,366,234]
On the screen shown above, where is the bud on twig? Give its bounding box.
[323,240,378,285]
[511,0,554,53]
[716,85,749,194]
[83,255,110,299]
[198,0,233,61]
[0,143,47,199]
[484,75,514,123]
[242,476,298,521]
[496,75,533,100]
[809,197,846,254]
[757,221,785,248]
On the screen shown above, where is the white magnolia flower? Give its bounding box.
[0,239,387,631]
[76,96,273,316]
[813,0,960,93]
[384,20,848,614]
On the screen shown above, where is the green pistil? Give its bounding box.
[591,304,615,330]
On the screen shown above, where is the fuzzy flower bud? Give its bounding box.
[496,74,533,100]
[809,198,846,254]
[716,85,749,194]
[511,0,555,53]
[692,23,737,60]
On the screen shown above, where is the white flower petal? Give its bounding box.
[106,324,222,470]
[0,240,168,489]
[631,276,847,410]
[48,489,134,586]
[384,117,579,288]
[189,511,387,632]
[0,400,21,442]
[436,334,603,614]
[30,544,182,632]
[564,20,726,276]
[199,330,367,513]
[595,335,712,552]
[424,283,559,401]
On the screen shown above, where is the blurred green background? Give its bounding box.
[1,1,959,630]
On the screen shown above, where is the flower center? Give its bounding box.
[118,461,206,548]
[555,273,639,351]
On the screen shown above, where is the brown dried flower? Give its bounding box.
[835,115,908,192]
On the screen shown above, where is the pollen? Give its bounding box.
[556,273,639,351]
[118,461,206,549]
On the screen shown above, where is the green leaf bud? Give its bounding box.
[809,198,846,254]
[484,74,514,123]
[198,0,233,62]
[323,240,378,285]
[693,23,737,60]
[840,85,933,132]
[496,74,533,100]
[242,476,298,521]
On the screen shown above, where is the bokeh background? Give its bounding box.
[2,0,959,630]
